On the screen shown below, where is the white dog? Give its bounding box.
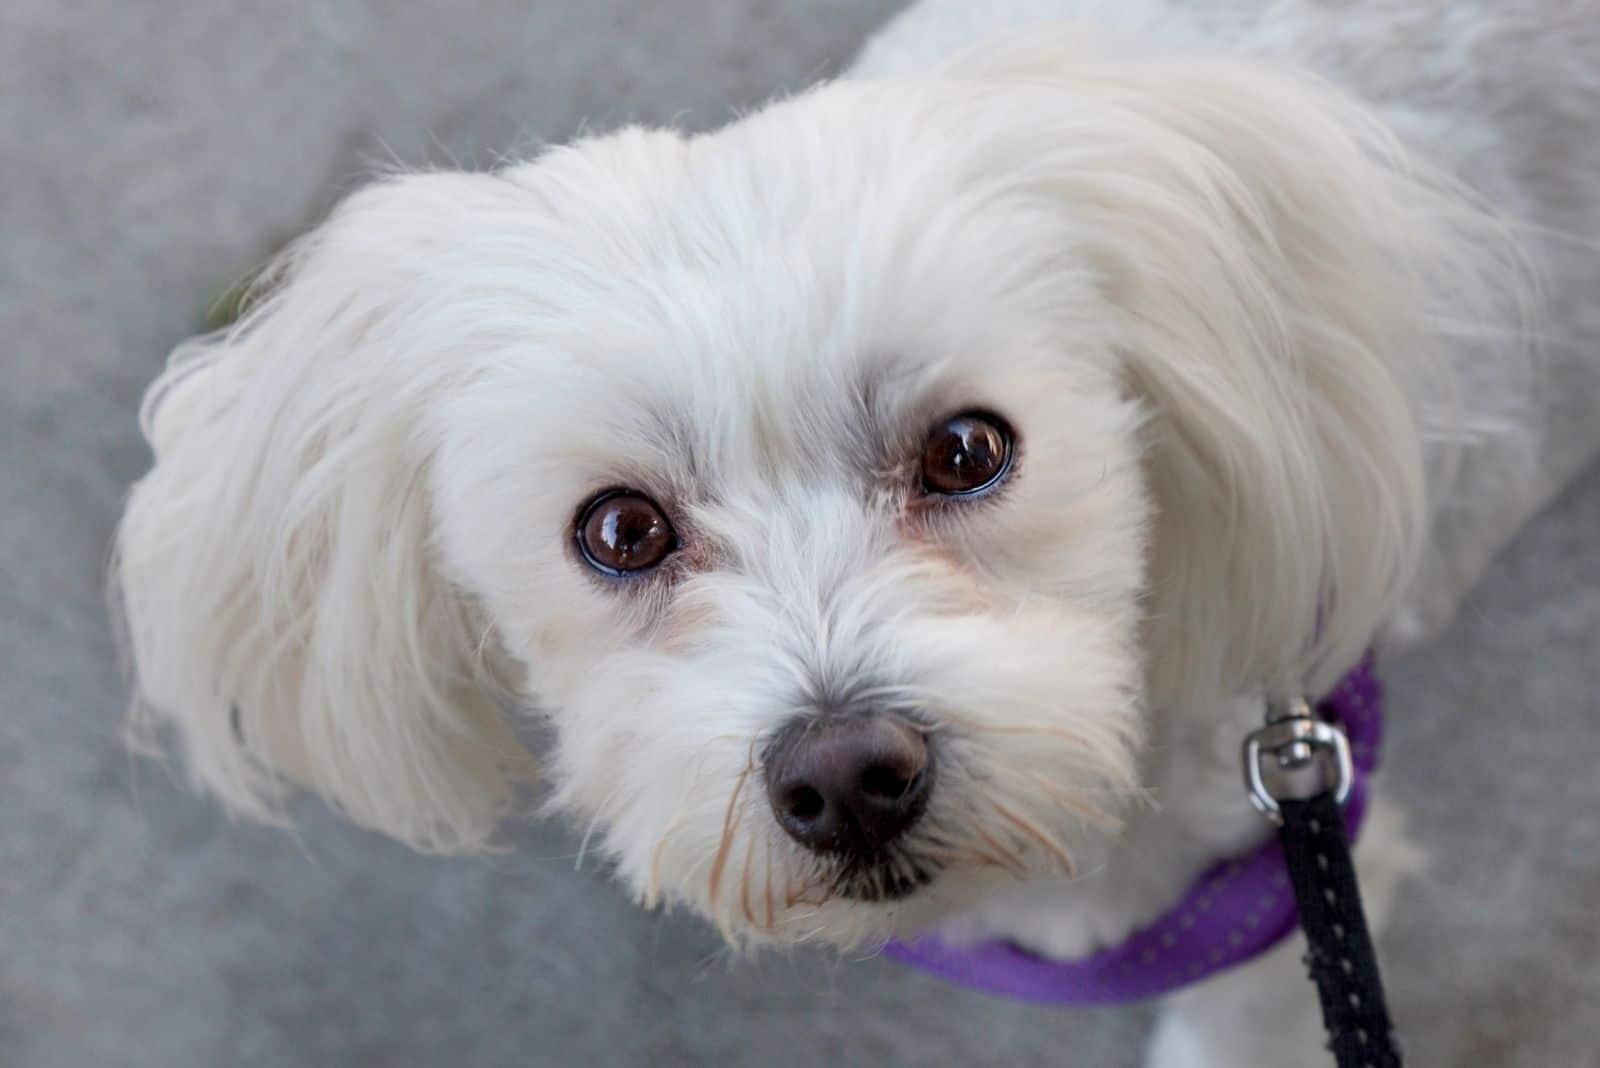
[114,1,1600,1064]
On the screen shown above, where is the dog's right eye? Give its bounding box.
[576,491,677,576]
[921,411,1014,497]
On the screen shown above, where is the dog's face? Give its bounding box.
[426,103,1152,944]
[119,59,1448,949]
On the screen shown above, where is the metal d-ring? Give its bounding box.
[1242,697,1354,825]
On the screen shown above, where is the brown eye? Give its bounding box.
[576,491,676,575]
[921,411,1013,496]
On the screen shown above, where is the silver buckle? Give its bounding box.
[1242,697,1354,826]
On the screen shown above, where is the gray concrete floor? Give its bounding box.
[3,3,1598,1065]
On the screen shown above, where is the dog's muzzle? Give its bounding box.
[761,712,934,898]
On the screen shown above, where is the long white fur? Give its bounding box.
[114,2,1599,1064]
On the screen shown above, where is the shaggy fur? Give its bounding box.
[114,2,1600,1063]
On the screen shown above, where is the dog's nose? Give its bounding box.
[763,714,933,858]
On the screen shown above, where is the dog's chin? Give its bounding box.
[829,854,941,903]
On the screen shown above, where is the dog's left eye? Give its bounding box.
[576,491,677,576]
[921,411,1014,496]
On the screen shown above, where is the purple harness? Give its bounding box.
[886,656,1382,1005]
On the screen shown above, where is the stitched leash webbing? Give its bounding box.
[1277,791,1402,1067]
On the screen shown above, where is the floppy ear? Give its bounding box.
[973,44,1516,705]
[115,173,537,852]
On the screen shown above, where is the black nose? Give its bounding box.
[763,714,933,858]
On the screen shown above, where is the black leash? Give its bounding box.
[1278,791,1401,1066]
[1246,699,1402,1067]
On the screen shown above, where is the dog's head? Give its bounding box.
[117,48,1477,948]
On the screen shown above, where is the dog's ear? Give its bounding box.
[975,45,1513,705]
[115,173,537,851]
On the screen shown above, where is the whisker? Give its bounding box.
[762,835,777,932]
[920,844,1005,873]
[574,784,624,873]
[472,618,501,675]
[787,879,831,909]
[739,834,758,928]
[645,791,699,908]
[969,825,1029,876]
[645,834,670,909]
[707,758,753,912]
[789,924,831,946]
[1022,772,1124,832]
[887,849,909,890]
[780,905,822,929]
[990,797,1077,877]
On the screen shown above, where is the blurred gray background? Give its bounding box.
[3,2,1598,1065]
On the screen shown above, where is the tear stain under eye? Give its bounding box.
[881,538,995,616]
[650,585,724,654]
[230,702,245,745]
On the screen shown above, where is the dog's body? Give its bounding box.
[116,2,1600,1064]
